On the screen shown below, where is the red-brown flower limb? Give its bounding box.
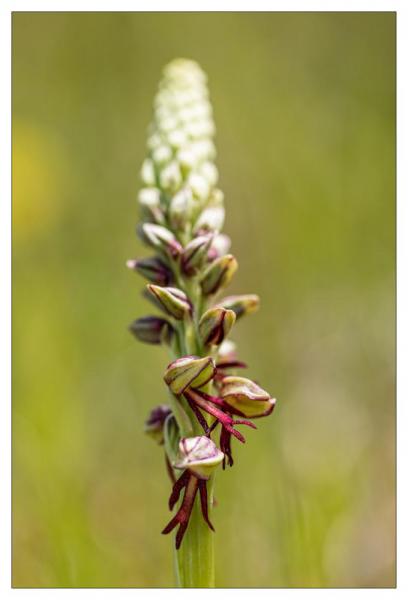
[162,470,214,550]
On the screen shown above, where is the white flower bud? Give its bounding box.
[174,436,224,480]
[192,101,212,120]
[158,116,179,134]
[171,89,191,109]
[185,119,210,139]
[188,86,209,103]
[160,160,182,193]
[209,233,231,258]
[147,132,163,151]
[152,144,172,166]
[194,203,225,233]
[218,339,237,359]
[190,139,216,162]
[189,119,216,139]
[138,188,164,225]
[200,161,218,187]
[138,187,160,208]
[211,188,224,204]
[140,158,156,186]
[177,148,198,173]
[179,106,196,125]
[167,129,188,149]
[169,188,193,231]
[188,173,210,202]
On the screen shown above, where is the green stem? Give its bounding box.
[174,475,215,587]
[168,391,193,439]
[173,379,215,587]
[169,271,216,586]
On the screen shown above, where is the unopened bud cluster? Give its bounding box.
[137,58,223,245]
[127,59,276,550]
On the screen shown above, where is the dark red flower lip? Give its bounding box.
[216,360,247,370]
[162,470,215,549]
[184,388,256,443]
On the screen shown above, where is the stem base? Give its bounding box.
[174,476,215,587]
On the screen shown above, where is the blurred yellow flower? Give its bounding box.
[13,119,66,242]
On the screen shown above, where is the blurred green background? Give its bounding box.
[12,12,395,588]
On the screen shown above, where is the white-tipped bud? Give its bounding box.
[138,188,164,224]
[192,101,212,120]
[160,160,182,193]
[185,119,214,139]
[194,188,225,232]
[158,115,178,134]
[155,105,172,123]
[191,139,216,161]
[208,233,231,260]
[169,188,193,231]
[218,339,237,359]
[138,187,160,207]
[139,223,182,258]
[140,158,156,186]
[194,204,225,233]
[188,173,210,202]
[152,144,172,166]
[174,436,224,480]
[200,161,218,187]
[188,85,209,102]
[147,132,163,151]
[177,148,198,173]
[167,129,188,149]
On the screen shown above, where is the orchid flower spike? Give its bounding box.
[127,58,277,577]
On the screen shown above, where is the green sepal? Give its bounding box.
[164,355,215,395]
[221,376,276,418]
[217,294,260,320]
[146,285,191,320]
[200,254,238,296]
[199,306,236,347]
[163,413,181,465]
[138,223,182,259]
[181,233,213,275]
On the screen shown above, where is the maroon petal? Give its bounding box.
[234,419,257,430]
[165,455,176,485]
[185,395,211,435]
[185,389,255,444]
[162,513,181,535]
[216,360,247,370]
[162,474,199,550]
[198,479,215,532]
[168,470,190,510]
[186,390,235,429]
[175,519,189,549]
[220,427,234,469]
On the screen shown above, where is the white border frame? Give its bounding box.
[1,2,405,598]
